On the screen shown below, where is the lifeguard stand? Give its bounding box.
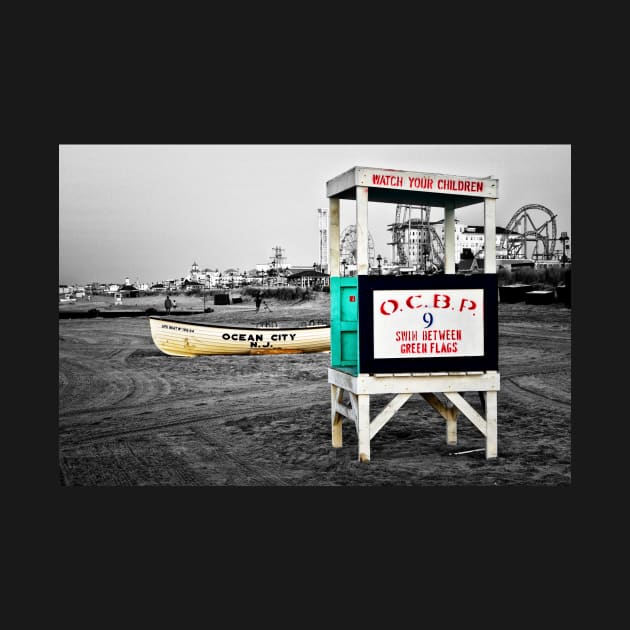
[327,166,500,461]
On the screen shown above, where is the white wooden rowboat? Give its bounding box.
[149,316,330,357]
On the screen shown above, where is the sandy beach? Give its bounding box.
[58,292,571,486]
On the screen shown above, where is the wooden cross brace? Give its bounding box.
[330,385,498,462]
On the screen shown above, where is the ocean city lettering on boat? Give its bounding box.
[221,333,297,342]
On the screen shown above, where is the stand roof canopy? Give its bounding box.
[326,166,498,209]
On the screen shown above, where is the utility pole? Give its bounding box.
[318,208,329,273]
[559,232,570,267]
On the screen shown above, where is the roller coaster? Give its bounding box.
[388,205,444,272]
[500,204,558,260]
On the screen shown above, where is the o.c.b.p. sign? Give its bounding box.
[358,274,498,374]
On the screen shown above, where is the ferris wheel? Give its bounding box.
[340,224,376,267]
[501,204,558,260]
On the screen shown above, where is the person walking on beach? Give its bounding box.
[164,295,172,315]
[172,298,177,310]
[255,293,263,313]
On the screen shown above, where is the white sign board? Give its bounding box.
[327,166,498,199]
[372,289,484,358]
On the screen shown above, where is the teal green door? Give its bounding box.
[330,276,358,373]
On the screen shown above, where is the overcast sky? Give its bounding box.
[59,144,571,286]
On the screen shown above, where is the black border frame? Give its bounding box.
[358,274,498,374]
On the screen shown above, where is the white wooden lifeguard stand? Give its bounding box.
[327,166,500,462]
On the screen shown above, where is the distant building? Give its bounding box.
[390,219,515,266]
[438,222,514,262]
[182,279,204,293]
[200,268,221,288]
[118,283,140,297]
[189,261,201,282]
[222,268,244,288]
[286,269,330,288]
